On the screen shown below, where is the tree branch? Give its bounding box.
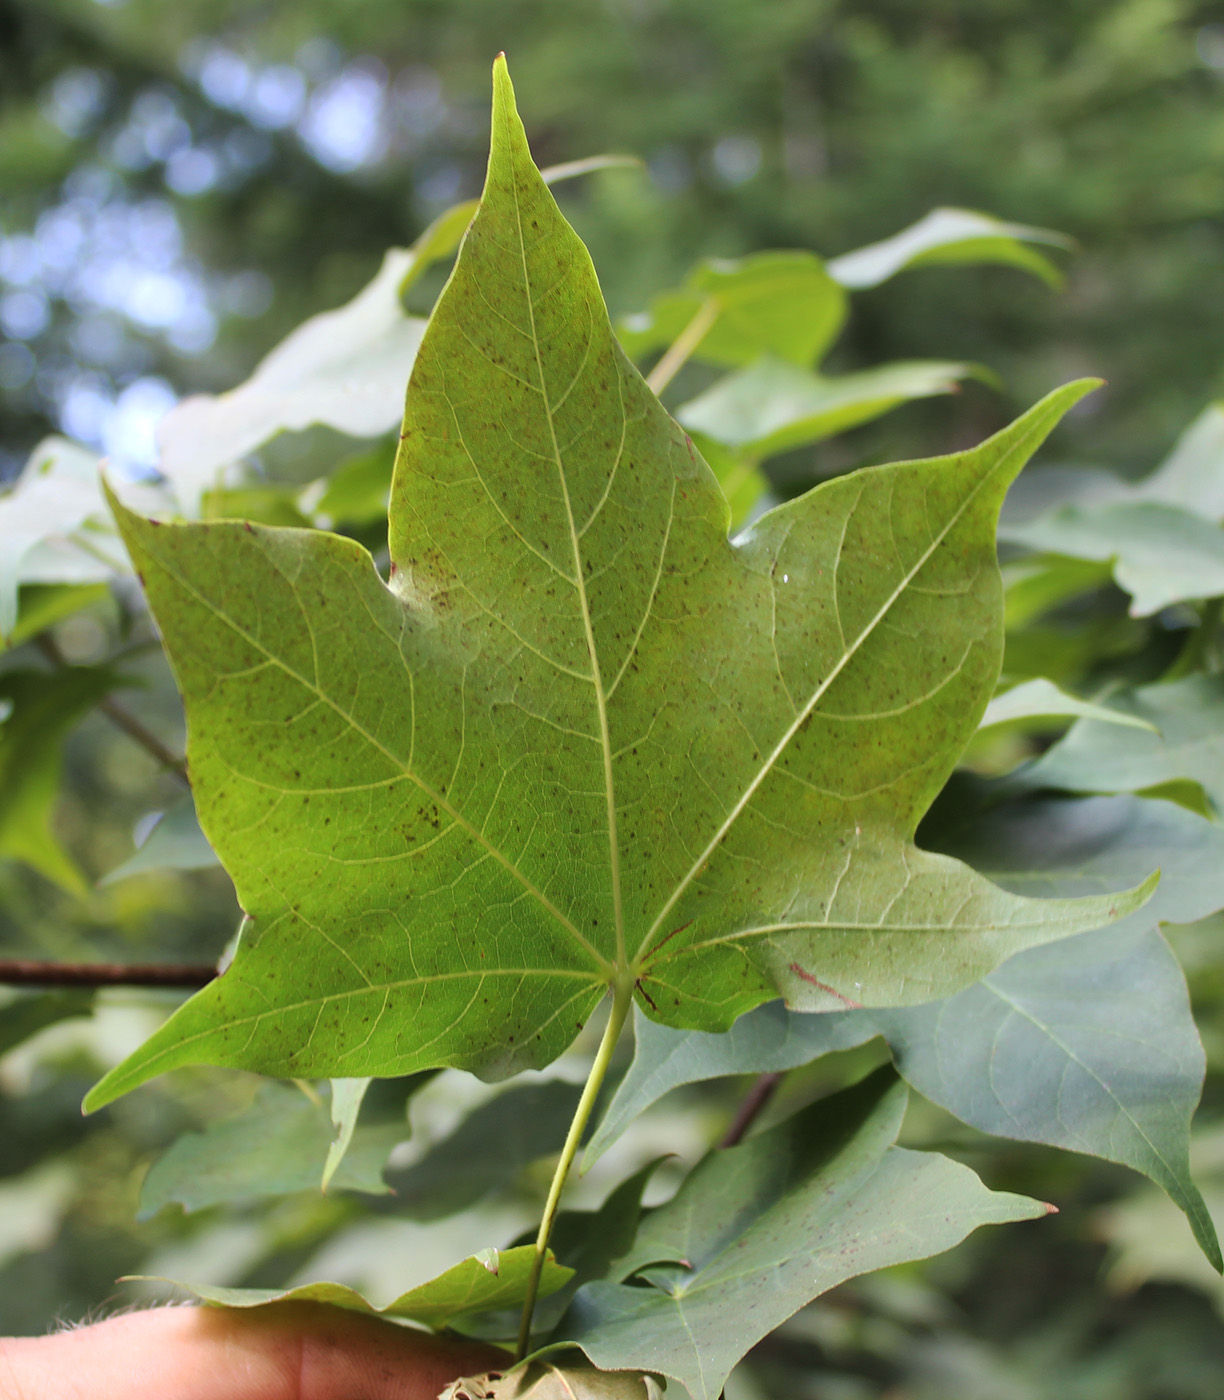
[96,696,190,783]
[720,1071,784,1148]
[34,634,189,784]
[0,959,216,989]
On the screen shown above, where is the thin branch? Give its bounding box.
[0,959,216,989]
[719,1071,784,1149]
[96,695,190,783]
[34,634,189,784]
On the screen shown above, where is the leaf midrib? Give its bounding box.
[980,978,1192,1196]
[506,123,629,979]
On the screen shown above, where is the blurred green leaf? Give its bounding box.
[617,251,848,368]
[1020,676,1224,813]
[137,1081,408,1218]
[322,1077,374,1193]
[0,1162,77,1275]
[386,1081,582,1222]
[3,584,110,653]
[100,795,219,886]
[310,439,395,529]
[0,991,94,1058]
[826,207,1071,290]
[200,486,316,529]
[1002,502,1224,617]
[0,439,112,640]
[676,356,980,458]
[1001,555,1113,629]
[1133,402,1224,520]
[0,666,127,891]
[1098,1124,1224,1304]
[1005,402,1224,528]
[138,1243,571,1330]
[979,677,1158,732]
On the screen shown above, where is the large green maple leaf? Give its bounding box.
[85,59,1151,1111]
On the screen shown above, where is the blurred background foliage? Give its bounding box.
[3,0,1224,1395]
[4,0,1224,480]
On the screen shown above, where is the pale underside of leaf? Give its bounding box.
[1002,500,1224,617]
[87,62,1151,1110]
[978,676,1158,732]
[826,206,1070,290]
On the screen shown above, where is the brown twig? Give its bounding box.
[719,1071,784,1148]
[34,635,189,784]
[96,695,189,783]
[0,959,216,989]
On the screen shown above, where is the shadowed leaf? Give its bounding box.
[138,1081,408,1218]
[557,1070,1042,1400]
[134,1244,572,1331]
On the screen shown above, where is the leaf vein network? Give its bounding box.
[635,442,1028,963]
[140,534,612,976]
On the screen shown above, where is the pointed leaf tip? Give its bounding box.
[492,52,514,103]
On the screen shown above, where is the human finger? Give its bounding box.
[0,1301,508,1400]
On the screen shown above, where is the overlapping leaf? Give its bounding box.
[138,1245,571,1332]
[617,251,849,368]
[1003,502,1224,617]
[881,923,1218,1268]
[999,402,1224,615]
[1020,675,1224,813]
[591,794,1224,1266]
[617,206,1070,366]
[978,677,1157,733]
[555,1071,1044,1400]
[86,60,1151,1111]
[0,438,129,641]
[675,356,979,459]
[138,1080,408,1217]
[616,211,1056,527]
